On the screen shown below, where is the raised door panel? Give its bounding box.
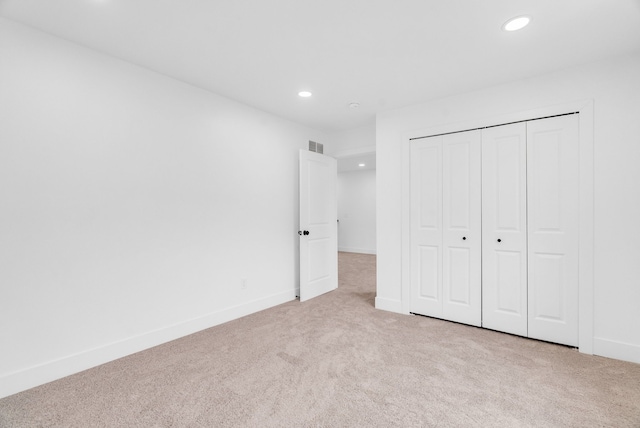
[442,131,481,326]
[418,246,440,301]
[410,138,443,317]
[482,123,528,337]
[527,115,579,346]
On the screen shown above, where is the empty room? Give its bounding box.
[1,1,640,426]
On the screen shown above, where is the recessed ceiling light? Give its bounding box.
[298,91,312,98]
[502,16,530,32]
[358,163,365,167]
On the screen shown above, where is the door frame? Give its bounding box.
[400,99,594,354]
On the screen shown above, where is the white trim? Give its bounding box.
[375,296,403,313]
[401,128,412,315]
[401,100,595,354]
[577,101,595,355]
[0,290,296,399]
[593,337,640,364]
[339,247,377,255]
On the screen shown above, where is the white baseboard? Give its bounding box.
[338,247,377,255]
[0,290,296,400]
[375,296,404,314]
[593,337,640,364]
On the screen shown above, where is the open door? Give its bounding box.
[299,149,337,302]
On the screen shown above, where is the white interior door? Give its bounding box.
[442,131,482,326]
[299,150,337,302]
[410,131,481,325]
[410,137,443,317]
[482,123,528,336]
[527,115,579,346]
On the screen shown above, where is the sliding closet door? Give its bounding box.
[442,131,481,326]
[527,115,579,346]
[482,123,528,336]
[410,137,443,318]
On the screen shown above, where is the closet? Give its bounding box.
[410,114,579,347]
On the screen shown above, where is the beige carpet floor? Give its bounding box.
[1,252,639,427]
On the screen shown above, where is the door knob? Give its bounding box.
[497,238,502,243]
[462,237,467,240]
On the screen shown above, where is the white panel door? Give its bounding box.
[527,115,579,346]
[299,150,337,302]
[442,131,482,326]
[410,137,443,317]
[482,123,528,336]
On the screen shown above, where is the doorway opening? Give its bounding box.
[336,151,377,307]
[337,152,376,256]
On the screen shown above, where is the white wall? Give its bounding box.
[0,18,329,398]
[376,52,640,364]
[337,170,376,254]
[327,121,376,158]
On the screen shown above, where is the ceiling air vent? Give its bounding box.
[309,140,324,154]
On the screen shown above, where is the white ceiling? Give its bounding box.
[2,0,640,132]
[338,152,376,173]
